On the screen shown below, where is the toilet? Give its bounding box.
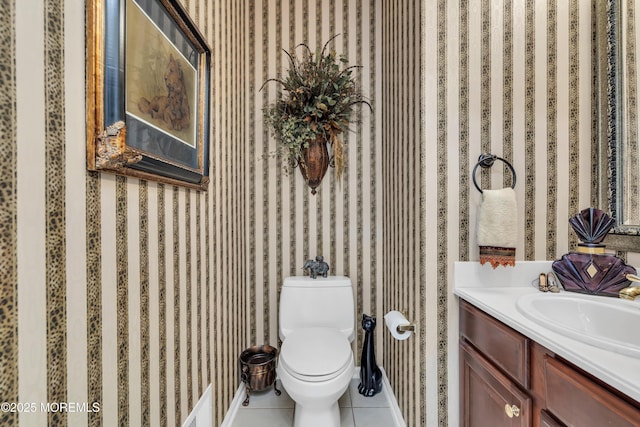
[277,276,355,427]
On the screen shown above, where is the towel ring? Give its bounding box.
[472,153,516,193]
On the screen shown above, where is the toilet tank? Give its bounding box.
[279,276,355,342]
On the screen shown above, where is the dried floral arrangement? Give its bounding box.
[261,34,371,184]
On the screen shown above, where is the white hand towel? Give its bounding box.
[477,188,517,268]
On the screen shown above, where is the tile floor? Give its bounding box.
[231,378,397,427]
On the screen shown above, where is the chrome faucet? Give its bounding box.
[621,275,640,300]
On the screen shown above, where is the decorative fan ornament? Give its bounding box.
[568,207,616,246]
[552,208,637,297]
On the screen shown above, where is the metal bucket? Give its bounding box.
[239,345,281,406]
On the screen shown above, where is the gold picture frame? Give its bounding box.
[87,0,211,190]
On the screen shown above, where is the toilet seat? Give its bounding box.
[280,328,352,382]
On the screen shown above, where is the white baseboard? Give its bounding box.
[183,384,213,427]
[221,366,405,427]
[379,367,407,427]
[220,382,246,427]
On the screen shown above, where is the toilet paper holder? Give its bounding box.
[396,323,416,333]
[396,310,417,333]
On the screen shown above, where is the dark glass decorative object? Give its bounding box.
[358,314,382,397]
[552,208,636,297]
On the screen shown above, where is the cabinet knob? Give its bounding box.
[504,404,520,418]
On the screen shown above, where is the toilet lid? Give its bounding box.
[280,328,352,382]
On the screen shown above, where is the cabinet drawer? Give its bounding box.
[544,356,640,427]
[539,410,565,427]
[460,300,529,388]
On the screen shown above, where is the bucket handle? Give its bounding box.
[241,365,250,383]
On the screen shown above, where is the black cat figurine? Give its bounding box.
[358,314,382,397]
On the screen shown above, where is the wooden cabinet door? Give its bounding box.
[461,341,532,427]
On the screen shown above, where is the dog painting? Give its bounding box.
[138,54,191,132]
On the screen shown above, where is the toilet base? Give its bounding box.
[294,401,340,427]
[277,340,354,427]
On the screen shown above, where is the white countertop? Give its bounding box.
[454,261,640,403]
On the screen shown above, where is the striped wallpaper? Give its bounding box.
[380,0,424,426]
[248,0,381,376]
[439,0,594,425]
[8,0,246,426]
[1,1,616,427]
[246,1,594,426]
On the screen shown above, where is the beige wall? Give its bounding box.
[247,0,383,379]
[247,1,596,427]
[247,1,424,426]
[7,0,246,426]
[2,1,599,427]
[433,1,594,425]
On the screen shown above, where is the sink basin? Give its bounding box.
[516,293,640,357]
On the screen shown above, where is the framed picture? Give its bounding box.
[87,0,211,189]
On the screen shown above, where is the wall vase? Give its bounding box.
[298,136,330,195]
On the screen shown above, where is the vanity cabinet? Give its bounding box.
[460,300,640,427]
[460,301,532,426]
